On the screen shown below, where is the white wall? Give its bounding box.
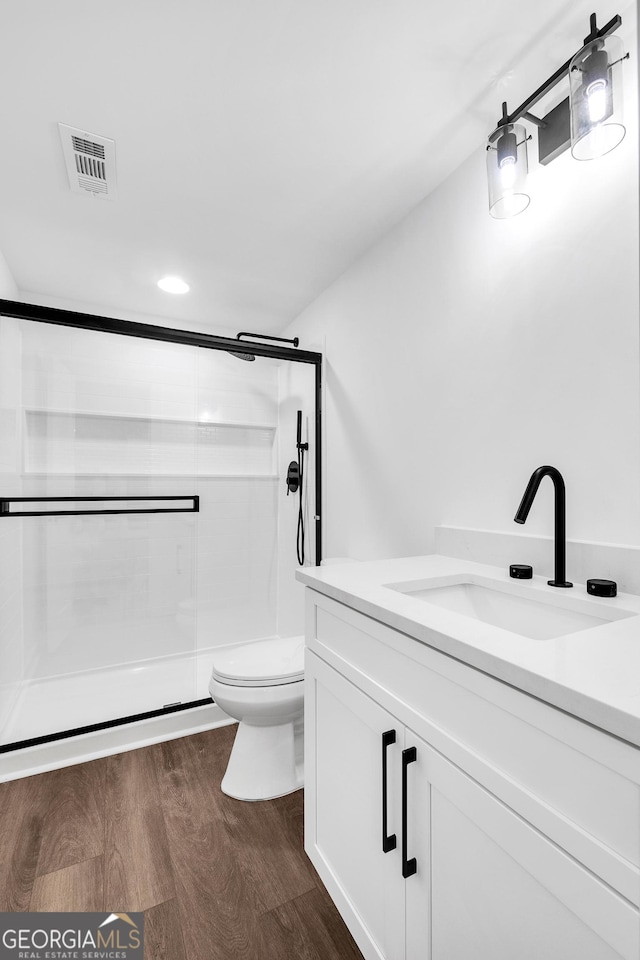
[0,248,18,298]
[284,20,640,563]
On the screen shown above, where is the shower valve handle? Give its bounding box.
[286,461,300,494]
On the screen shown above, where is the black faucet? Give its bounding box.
[514,465,573,588]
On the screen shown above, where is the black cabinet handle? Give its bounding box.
[382,730,397,853]
[402,746,417,878]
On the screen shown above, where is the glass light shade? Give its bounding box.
[486,123,530,219]
[569,34,626,161]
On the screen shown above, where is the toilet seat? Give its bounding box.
[211,636,305,687]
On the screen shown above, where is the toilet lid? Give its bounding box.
[210,636,305,686]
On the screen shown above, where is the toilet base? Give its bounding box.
[221,720,304,801]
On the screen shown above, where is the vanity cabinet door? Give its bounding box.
[306,652,406,960]
[408,735,638,960]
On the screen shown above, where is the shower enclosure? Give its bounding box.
[0,300,321,762]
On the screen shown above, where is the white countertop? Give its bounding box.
[296,555,640,748]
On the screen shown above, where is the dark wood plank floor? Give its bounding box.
[0,724,363,960]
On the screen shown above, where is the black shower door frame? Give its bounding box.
[0,298,322,562]
[0,298,323,753]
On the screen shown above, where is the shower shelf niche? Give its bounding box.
[23,408,277,478]
[23,407,277,429]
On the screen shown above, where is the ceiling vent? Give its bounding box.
[58,123,117,200]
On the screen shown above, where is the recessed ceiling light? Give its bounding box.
[158,276,190,294]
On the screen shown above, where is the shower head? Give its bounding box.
[225,331,299,362]
[227,350,256,362]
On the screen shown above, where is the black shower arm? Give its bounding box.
[236,332,299,347]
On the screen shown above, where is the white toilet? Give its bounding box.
[209,635,305,801]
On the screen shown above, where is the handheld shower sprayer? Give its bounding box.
[286,410,308,564]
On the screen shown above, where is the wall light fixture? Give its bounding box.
[486,110,532,219]
[486,12,629,219]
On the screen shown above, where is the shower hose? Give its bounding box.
[296,439,305,566]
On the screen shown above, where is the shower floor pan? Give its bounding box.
[1,651,215,748]
[0,635,302,782]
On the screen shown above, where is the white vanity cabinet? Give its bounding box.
[310,655,408,960]
[304,588,640,960]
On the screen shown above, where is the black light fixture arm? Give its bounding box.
[522,112,547,129]
[494,13,623,131]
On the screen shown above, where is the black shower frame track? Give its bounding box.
[0,298,323,755]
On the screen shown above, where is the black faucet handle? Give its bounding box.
[587,578,617,597]
[510,564,533,579]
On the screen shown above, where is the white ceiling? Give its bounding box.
[0,0,625,335]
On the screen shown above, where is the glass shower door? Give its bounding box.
[192,344,319,695]
[0,316,199,748]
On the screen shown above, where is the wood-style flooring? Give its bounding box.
[0,724,363,960]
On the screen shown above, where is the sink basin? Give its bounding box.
[384,577,634,641]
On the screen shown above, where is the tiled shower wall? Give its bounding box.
[192,345,280,651]
[16,321,284,689]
